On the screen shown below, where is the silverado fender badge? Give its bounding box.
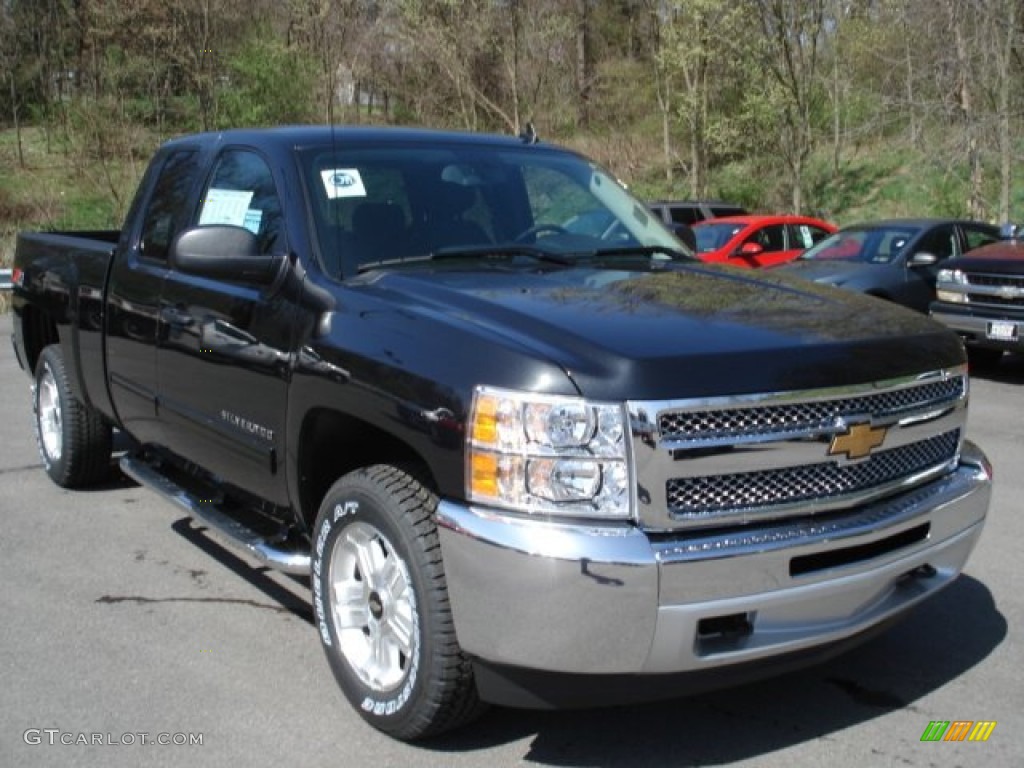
[220,409,274,442]
[828,422,888,461]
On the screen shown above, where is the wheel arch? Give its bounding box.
[18,303,60,374]
[294,407,441,531]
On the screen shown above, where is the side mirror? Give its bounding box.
[908,251,939,268]
[170,225,285,286]
[737,241,764,257]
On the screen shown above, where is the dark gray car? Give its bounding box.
[777,218,1000,312]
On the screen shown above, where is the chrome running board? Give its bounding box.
[120,454,311,575]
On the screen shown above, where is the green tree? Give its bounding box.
[219,30,318,127]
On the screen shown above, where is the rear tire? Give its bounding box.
[311,465,484,740]
[33,344,112,488]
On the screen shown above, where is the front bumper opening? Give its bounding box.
[696,612,755,655]
[789,523,930,577]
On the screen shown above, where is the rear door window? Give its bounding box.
[788,223,832,249]
[962,225,999,252]
[139,150,201,261]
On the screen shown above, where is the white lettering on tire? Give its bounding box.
[334,501,358,522]
[313,516,337,647]
[313,501,364,652]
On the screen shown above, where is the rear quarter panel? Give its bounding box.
[13,231,119,418]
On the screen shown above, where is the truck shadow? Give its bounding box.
[969,351,1024,383]
[426,575,1004,764]
[169,517,314,623]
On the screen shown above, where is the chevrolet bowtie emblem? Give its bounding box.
[828,422,888,460]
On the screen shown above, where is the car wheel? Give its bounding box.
[312,465,484,740]
[33,344,113,488]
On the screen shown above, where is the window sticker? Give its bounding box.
[199,188,255,228]
[321,168,367,199]
[242,209,263,235]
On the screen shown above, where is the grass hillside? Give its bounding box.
[0,126,149,312]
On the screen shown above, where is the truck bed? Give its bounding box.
[14,230,121,416]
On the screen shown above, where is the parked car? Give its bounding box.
[648,199,747,227]
[930,223,1024,366]
[692,214,837,268]
[778,218,1000,312]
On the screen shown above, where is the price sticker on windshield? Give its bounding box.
[986,321,1017,341]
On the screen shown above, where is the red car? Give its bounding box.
[692,214,837,268]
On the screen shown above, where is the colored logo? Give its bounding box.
[920,720,997,742]
[329,172,355,188]
[828,422,887,461]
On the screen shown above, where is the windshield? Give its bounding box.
[799,226,920,264]
[298,144,687,277]
[694,222,745,253]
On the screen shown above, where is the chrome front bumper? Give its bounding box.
[930,309,1024,349]
[436,442,991,676]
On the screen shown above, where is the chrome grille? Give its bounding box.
[658,376,965,442]
[965,293,1024,308]
[963,273,1024,308]
[666,430,960,518]
[629,368,968,531]
[965,273,1024,288]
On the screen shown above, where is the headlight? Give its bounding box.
[467,386,631,519]
[936,269,968,303]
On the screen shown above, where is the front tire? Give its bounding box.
[33,345,112,487]
[312,465,483,740]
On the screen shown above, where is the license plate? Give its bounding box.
[987,321,1017,341]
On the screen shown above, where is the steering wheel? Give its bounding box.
[514,223,567,243]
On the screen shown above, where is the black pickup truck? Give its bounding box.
[10,126,991,740]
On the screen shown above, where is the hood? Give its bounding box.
[350,262,963,400]
[945,240,1024,271]
[778,259,881,286]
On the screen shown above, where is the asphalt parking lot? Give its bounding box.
[0,310,1021,768]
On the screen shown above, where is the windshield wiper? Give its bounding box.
[566,245,692,262]
[356,244,692,274]
[357,245,573,273]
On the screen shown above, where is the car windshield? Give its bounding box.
[798,226,920,264]
[694,222,745,252]
[298,144,687,278]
